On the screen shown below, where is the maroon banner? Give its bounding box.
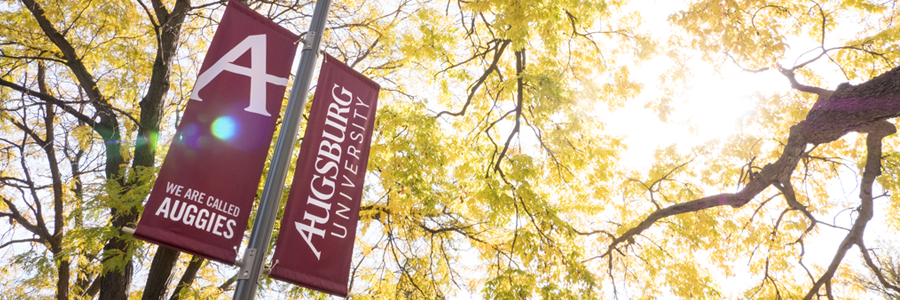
[133,0,299,264]
[269,54,380,296]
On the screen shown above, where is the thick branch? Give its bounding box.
[596,126,805,258]
[21,0,105,105]
[803,120,894,300]
[800,66,900,143]
[597,65,900,260]
[141,247,179,300]
[134,0,192,171]
[779,67,833,99]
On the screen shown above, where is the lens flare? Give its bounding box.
[178,123,200,147]
[211,116,238,140]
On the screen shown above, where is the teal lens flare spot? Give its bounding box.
[211,116,238,140]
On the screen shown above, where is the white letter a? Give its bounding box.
[190,34,287,117]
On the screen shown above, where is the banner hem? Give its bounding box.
[324,54,381,90]
[133,226,237,265]
[269,269,348,297]
[228,0,299,41]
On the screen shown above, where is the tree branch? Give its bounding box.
[492,49,525,173]
[778,67,833,100]
[217,274,237,292]
[594,65,900,262]
[0,197,51,243]
[0,238,41,250]
[857,239,900,295]
[21,0,106,105]
[0,77,96,126]
[168,256,205,300]
[135,1,159,35]
[803,120,894,299]
[436,40,510,118]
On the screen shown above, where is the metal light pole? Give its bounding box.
[232,0,332,298]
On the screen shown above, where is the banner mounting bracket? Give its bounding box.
[303,31,316,50]
[236,248,257,280]
[122,227,136,235]
[262,259,278,277]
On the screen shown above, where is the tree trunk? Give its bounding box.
[142,247,180,300]
[98,234,134,300]
[125,1,193,298]
[169,256,206,300]
[56,255,70,300]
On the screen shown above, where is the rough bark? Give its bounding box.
[130,1,193,299]
[169,256,206,300]
[141,247,179,300]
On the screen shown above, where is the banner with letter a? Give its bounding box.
[270,54,380,297]
[133,0,299,264]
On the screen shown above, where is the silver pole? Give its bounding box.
[233,0,332,298]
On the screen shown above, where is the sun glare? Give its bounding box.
[603,64,787,170]
[211,116,238,140]
[677,70,784,142]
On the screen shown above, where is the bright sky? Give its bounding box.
[604,63,784,169]
[601,0,759,169]
[610,0,872,168]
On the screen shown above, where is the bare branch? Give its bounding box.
[724,52,770,73]
[0,238,41,250]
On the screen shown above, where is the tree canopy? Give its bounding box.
[0,0,898,299]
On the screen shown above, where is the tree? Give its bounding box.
[1,0,899,299]
[2,0,191,298]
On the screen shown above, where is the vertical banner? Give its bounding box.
[133,0,299,264]
[269,54,380,296]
